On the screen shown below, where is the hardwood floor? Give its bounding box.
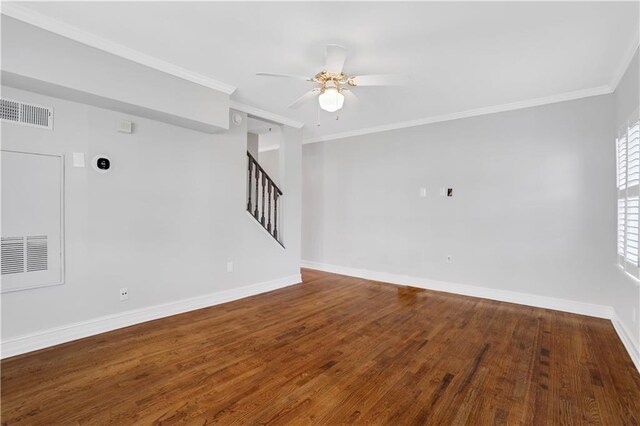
[2,269,639,425]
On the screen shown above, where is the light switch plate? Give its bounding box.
[72,152,85,168]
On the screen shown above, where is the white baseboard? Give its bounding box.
[301,260,640,373]
[301,261,612,318]
[0,274,301,359]
[611,313,640,373]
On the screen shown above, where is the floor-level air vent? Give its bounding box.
[1,99,53,130]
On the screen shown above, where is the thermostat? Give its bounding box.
[92,154,112,173]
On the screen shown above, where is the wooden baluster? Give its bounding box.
[273,191,279,240]
[260,173,266,226]
[254,162,260,219]
[267,181,272,232]
[247,157,253,213]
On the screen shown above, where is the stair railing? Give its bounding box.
[246,151,283,246]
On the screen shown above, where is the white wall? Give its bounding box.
[1,86,302,342]
[248,133,259,158]
[258,149,280,187]
[303,95,621,311]
[612,49,640,347]
[1,16,229,133]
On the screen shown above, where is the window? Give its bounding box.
[616,117,640,280]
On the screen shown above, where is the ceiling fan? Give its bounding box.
[257,45,403,113]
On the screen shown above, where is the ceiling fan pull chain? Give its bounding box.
[317,102,321,127]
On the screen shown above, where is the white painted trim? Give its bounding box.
[611,312,640,373]
[0,3,236,95]
[0,274,301,359]
[609,35,640,92]
[301,260,612,318]
[3,2,634,141]
[303,85,612,144]
[301,260,640,373]
[230,101,305,129]
[258,145,280,153]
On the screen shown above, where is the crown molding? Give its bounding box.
[230,100,305,129]
[1,3,236,95]
[609,34,639,92]
[303,85,613,144]
[2,2,633,140]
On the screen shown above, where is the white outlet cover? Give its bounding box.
[227,261,234,273]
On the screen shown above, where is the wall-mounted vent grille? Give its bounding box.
[1,236,49,275]
[0,99,53,130]
[1,237,25,275]
[1,99,20,122]
[27,236,48,272]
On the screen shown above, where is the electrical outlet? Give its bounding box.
[227,261,234,273]
[446,255,453,263]
[119,287,129,301]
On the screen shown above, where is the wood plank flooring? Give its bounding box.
[2,269,639,425]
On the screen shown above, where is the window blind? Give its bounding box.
[616,118,640,280]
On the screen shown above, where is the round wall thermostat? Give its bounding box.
[231,113,243,126]
[92,154,112,173]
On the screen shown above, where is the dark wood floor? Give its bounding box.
[2,269,639,425]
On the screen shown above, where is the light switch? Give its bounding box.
[72,152,85,168]
[419,188,427,197]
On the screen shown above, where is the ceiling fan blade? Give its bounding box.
[256,72,313,81]
[288,88,321,109]
[349,74,406,86]
[341,88,359,103]
[325,45,347,74]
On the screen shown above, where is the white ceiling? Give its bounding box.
[8,2,640,140]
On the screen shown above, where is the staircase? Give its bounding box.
[246,151,283,247]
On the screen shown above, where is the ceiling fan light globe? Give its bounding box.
[318,88,345,112]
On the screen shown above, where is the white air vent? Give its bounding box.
[1,98,53,130]
[2,151,63,292]
[27,236,48,272]
[1,237,24,275]
[1,236,49,275]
